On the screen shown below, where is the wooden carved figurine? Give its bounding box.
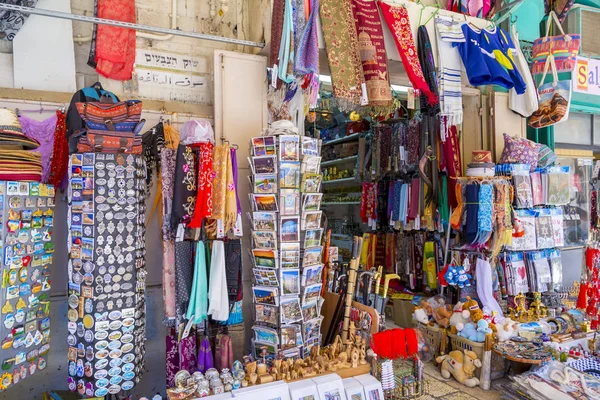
[351,348,360,368]
[359,343,367,365]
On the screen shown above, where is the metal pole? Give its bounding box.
[0,3,265,48]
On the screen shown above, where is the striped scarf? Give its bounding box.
[435,16,464,128]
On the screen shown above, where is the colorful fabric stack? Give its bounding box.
[0,110,42,182]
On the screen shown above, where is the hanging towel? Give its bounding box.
[378,2,438,105]
[186,241,208,324]
[197,336,214,373]
[475,257,504,316]
[435,16,464,126]
[95,0,136,80]
[208,240,230,321]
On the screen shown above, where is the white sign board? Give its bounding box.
[573,56,600,96]
[127,49,211,104]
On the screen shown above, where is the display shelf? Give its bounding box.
[322,177,358,185]
[322,132,361,146]
[321,155,358,167]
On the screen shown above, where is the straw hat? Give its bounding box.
[0,109,40,149]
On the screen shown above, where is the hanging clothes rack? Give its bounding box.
[0,3,264,48]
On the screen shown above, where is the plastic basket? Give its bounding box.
[415,322,446,356]
[447,333,506,380]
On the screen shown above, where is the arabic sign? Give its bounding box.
[129,49,211,104]
[573,56,600,96]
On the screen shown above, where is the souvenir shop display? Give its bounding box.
[66,152,147,397]
[249,122,324,359]
[0,181,55,391]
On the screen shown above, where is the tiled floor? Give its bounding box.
[420,362,505,399]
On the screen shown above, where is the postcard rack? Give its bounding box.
[248,132,325,359]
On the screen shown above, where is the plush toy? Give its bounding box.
[444,264,459,286]
[456,266,472,288]
[475,319,492,342]
[458,322,477,341]
[413,307,430,325]
[433,303,452,328]
[495,318,517,342]
[449,302,471,334]
[463,296,483,323]
[436,350,482,387]
[420,299,433,316]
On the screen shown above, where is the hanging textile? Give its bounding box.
[350,0,392,106]
[435,16,464,126]
[179,334,198,373]
[165,331,179,388]
[186,241,208,324]
[293,0,307,75]
[271,0,286,75]
[225,148,237,233]
[215,334,233,371]
[417,26,440,115]
[475,183,493,245]
[208,240,230,321]
[278,0,295,83]
[378,2,438,105]
[225,239,243,304]
[360,182,377,223]
[211,144,230,223]
[47,110,68,188]
[407,116,421,165]
[295,0,320,105]
[0,0,38,41]
[197,337,214,373]
[87,0,99,68]
[320,0,365,108]
[174,241,194,325]
[19,113,58,184]
[95,0,136,80]
[441,121,462,208]
[188,142,215,229]
[171,144,197,230]
[464,184,479,244]
[475,258,503,316]
[142,122,166,193]
[161,149,177,322]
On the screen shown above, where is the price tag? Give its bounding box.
[216,219,225,238]
[271,65,279,88]
[360,83,369,106]
[414,216,421,230]
[175,223,185,242]
[407,88,415,109]
[234,214,243,237]
[181,317,195,340]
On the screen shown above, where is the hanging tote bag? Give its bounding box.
[528,54,572,129]
[531,11,580,75]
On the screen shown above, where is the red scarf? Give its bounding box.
[188,142,215,228]
[441,121,462,208]
[95,0,136,80]
[378,1,438,105]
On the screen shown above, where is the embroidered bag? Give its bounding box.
[528,54,572,129]
[531,11,580,75]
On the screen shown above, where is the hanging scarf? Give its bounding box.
[161,148,177,324]
[417,26,440,115]
[378,2,438,105]
[475,183,493,246]
[224,301,244,326]
[225,239,243,304]
[320,0,365,108]
[19,113,57,184]
[0,0,39,41]
[142,122,165,194]
[186,241,208,324]
[47,110,68,189]
[435,16,464,126]
[464,184,479,244]
[87,0,99,68]
[211,145,229,223]
[351,0,392,106]
[295,0,320,106]
[189,142,215,228]
[407,116,421,165]
[408,178,420,221]
[163,123,181,149]
[215,334,233,371]
[438,174,449,227]
[271,0,286,72]
[230,147,241,231]
[166,331,179,388]
[174,241,194,325]
[387,182,395,221]
[197,337,214,373]
[163,240,176,324]
[360,182,377,223]
[392,181,402,223]
[278,0,295,83]
[294,0,307,74]
[441,122,462,208]
[95,0,136,80]
[179,333,197,373]
[385,232,396,272]
[208,240,230,321]
[400,183,409,225]
[171,144,197,230]
[224,148,237,233]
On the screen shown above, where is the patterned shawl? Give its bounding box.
[211,144,229,222]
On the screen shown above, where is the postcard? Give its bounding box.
[302,246,323,267]
[254,173,277,194]
[252,326,279,345]
[253,341,278,358]
[302,193,322,211]
[279,135,300,161]
[255,304,278,326]
[302,137,320,156]
[302,264,323,287]
[301,155,321,174]
[280,242,300,269]
[281,268,300,295]
[252,212,277,231]
[302,211,322,230]
[303,317,323,341]
[303,284,322,304]
[280,296,303,324]
[280,161,301,188]
[280,189,300,215]
[281,324,303,350]
[252,136,276,156]
[251,230,277,249]
[329,247,339,262]
[252,156,277,174]
[302,301,320,323]
[253,286,279,306]
[252,249,278,269]
[280,216,300,242]
[252,193,278,212]
[304,228,323,248]
[301,173,322,193]
[253,268,279,286]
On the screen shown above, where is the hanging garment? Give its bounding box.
[417,26,441,115]
[464,184,479,244]
[295,0,320,106]
[48,110,68,188]
[407,116,421,165]
[186,241,208,324]
[270,0,286,74]
[19,114,58,184]
[211,144,230,223]
[197,337,214,373]
[215,334,234,371]
[293,0,306,75]
[95,0,136,80]
[163,240,176,323]
[225,301,244,325]
[0,0,38,41]
[435,16,464,126]
[475,258,503,316]
[320,0,365,108]
[161,149,177,240]
[166,331,179,388]
[277,0,295,84]
[441,122,462,208]
[171,144,197,230]
[188,142,215,229]
[208,240,230,321]
[350,0,392,106]
[378,2,437,105]
[179,333,198,373]
[87,0,99,68]
[142,122,165,193]
[225,239,243,305]
[225,148,237,233]
[508,24,539,117]
[174,240,194,325]
[475,183,493,246]
[231,147,242,227]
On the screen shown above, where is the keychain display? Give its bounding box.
[67,153,147,397]
[0,181,54,391]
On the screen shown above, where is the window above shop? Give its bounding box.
[555,112,600,149]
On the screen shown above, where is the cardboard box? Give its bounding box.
[392,298,415,328]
